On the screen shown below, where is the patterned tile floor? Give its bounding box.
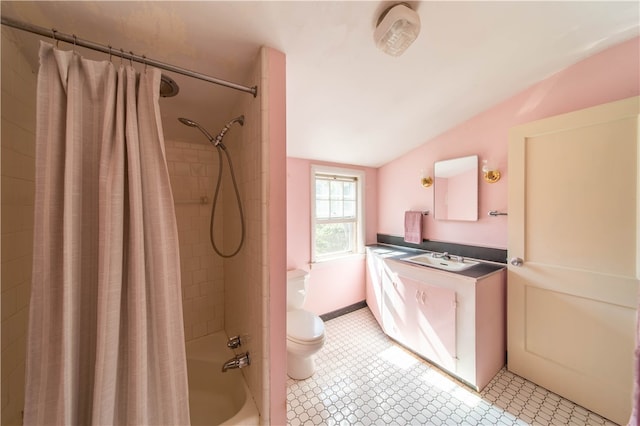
[286,308,618,426]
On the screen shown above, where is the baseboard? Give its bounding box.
[320,301,367,322]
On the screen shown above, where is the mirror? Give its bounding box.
[434,155,478,221]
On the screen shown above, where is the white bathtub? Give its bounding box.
[186,332,260,426]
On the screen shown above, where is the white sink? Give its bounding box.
[403,254,479,272]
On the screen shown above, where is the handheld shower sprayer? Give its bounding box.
[178,117,215,143]
[178,116,244,150]
[213,115,245,149]
[177,115,246,258]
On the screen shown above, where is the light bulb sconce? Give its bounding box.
[420,169,433,188]
[482,160,501,184]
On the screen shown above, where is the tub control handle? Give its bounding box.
[227,335,242,349]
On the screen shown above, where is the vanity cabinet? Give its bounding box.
[383,272,458,372]
[366,248,506,391]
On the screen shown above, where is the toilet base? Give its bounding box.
[287,353,316,380]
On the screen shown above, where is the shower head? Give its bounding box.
[228,115,245,127]
[160,74,179,97]
[214,115,245,147]
[179,115,245,150]
[178,117,215,144]
[178,117,198,127]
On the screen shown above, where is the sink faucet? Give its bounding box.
[222,352,250,372]
[431,252,464,261]
[431,251,451,260]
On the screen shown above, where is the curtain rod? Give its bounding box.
[1,15,258,97]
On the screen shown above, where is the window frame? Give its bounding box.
[310,165,365,262]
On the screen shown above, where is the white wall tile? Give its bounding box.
[166,140,226,341]
[1,27,37,425]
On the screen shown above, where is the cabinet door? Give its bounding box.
[400,275,457,372]
[365,253,383,326]
[381,266,411,343]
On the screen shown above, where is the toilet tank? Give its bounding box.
[287,269,309,310]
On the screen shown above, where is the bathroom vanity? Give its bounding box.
[366,245,506,391]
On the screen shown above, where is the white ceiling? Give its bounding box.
[2,1,638,167]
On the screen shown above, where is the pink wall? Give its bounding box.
[378,37,640,249]
[286,158,378,315]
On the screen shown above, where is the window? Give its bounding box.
[311,165,365,262]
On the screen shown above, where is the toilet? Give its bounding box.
[286,269,325,380]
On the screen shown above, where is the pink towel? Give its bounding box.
[404,211,423,244]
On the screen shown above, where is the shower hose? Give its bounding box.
[209,146,245,258]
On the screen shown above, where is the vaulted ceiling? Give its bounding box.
[2,1,638,167]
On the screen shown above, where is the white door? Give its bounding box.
[508,96,639,425]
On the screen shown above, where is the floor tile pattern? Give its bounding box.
[286,308,618,426]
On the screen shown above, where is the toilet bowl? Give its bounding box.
[286,269,326,380]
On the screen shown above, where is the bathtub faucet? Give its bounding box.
[222,352,250,372]
[227,335,242,349]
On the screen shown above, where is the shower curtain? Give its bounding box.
[24,42,190,425]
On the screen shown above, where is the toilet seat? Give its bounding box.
[287,310,325,344]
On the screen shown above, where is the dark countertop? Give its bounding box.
[366,244,505,279]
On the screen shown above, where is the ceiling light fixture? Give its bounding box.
[374,3,421,57]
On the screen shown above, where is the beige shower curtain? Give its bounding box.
[24,42,190,425]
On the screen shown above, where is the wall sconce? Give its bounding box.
[420,169,433,188]
[482,160,501,183]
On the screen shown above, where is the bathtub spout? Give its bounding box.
[222,352,250,372]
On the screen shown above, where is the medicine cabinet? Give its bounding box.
[433,155,478,221]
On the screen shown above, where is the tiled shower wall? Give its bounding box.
[171,47,285,424]
[222,46,290,424]
[166,46,277,422]
[165,139,226,341]
[223,50,267,420]
[164,49,272,421]
[1,28,37,426]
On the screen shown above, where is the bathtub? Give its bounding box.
[186,332,260,426]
